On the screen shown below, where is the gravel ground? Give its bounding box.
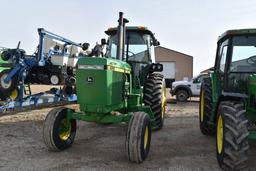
[0,94,256,171]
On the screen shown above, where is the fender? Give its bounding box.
[212,92,247,123]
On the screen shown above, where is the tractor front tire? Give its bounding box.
[199,77,215,136]
[126,112,151,163]
[216,102,249,170]
[143,73,166,130]
[43,107,77,151]
[0,69,18,100]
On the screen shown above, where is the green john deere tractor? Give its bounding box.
[199,28,256,170]
[0,47,7,72]
[43,12,166,163]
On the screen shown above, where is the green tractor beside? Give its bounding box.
[0,47,7,72]
[199,29,256,170]
[43,12,166,163]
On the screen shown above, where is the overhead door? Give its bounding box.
[156,62,176,88]
[158,62,175,79]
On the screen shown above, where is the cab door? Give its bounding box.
[212,38,230,101]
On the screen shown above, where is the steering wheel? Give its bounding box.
[247,55,256,64]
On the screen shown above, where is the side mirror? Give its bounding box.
[101,38,107,45]
[82,43,90,51]
[153,40,160,46]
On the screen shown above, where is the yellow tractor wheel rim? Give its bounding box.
[10,89,18,100]
[144,126,149,149]
[59,119,72,141]
[217,115,224,154]
[161,85,166,119]
[200,91,204,122]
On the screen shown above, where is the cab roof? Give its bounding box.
[105,26,158,41]
[218,28,256,42]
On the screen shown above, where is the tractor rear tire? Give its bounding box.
[0,69,18,100]
[216,101,249,170]
[143,73,166,130]
[126,112,151,163]
[43,107,77,151]
[199,77,215,136]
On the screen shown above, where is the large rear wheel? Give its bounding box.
[199,77,215,136]
[216,102,249,170]
[143,73,166,130]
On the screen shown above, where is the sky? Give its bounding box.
[1,0,256,75]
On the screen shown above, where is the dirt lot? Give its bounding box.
[0,94,256,170]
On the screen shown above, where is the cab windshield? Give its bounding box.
[230,36,256,73]
[226,35,256,93]
[106,32,152,63]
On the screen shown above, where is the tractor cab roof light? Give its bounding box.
[137,26,146,30]
[107,27,116,31]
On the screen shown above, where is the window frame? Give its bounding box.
[228,35,256,73]
[215,39,230,73]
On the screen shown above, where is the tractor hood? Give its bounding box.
[76,57,131,114]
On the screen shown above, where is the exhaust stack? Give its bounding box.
[116,12,129,61]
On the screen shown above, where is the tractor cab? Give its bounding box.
[215,29,256,95]
[105,26,159,63]
[200,28,256,170]
[0,47,8,72]
[105,26,161,87]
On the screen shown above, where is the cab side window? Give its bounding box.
[217,39,229,73]
[220,46,228,72]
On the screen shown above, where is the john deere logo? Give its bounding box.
[86,77,94,84]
